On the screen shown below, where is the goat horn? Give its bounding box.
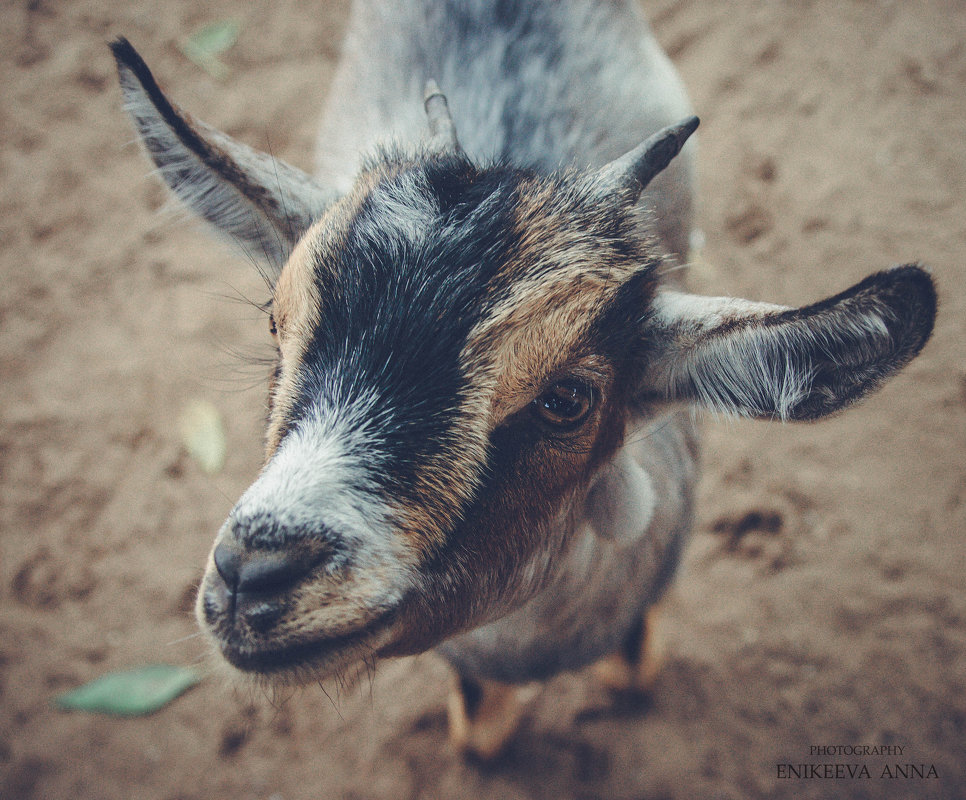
[423,80,461,154]
[596,115,699,199]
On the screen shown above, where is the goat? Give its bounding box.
[111,0,936,758]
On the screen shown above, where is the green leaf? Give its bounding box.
[186,19,241,56]
[180,19,241,80]
[54,665,202,717]
[180,399,227,475]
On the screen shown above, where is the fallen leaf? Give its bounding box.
[54,664,202,717]
[180,19,241,80]
[180,399,226,474]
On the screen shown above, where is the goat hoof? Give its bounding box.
[447,674,539,760]
[593,602,666,694]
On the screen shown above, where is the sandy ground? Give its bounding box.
[2,1,965,798]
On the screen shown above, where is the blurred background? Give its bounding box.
[1,1,965,798]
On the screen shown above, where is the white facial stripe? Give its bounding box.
[232,392,417,584]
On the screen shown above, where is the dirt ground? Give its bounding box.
[2,1,965,798]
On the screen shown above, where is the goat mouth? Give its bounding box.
[217,612,394,678]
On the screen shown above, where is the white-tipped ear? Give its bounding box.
[111,37,336,270]
[643,265,937,421]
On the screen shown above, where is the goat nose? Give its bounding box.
[213,540,320,594]
[213,540,243,587]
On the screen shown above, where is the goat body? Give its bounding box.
[112,0,936,755]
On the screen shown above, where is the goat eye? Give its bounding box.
[532,381,595,431]
[268,314,278,337]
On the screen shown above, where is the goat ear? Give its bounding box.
[643,265,937,421]
[110,37,335,269]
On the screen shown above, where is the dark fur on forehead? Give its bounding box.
[286,153,528,489]
[590,266,661,366]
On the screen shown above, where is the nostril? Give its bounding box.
[236,550,318,593]
[211,526,329,601]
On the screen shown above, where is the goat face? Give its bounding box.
[111,39,936,685]
[201,150,666,680]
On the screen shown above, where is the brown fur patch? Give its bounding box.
[385,398,491,554]
[463,178,642,429]
[265,232,324,455]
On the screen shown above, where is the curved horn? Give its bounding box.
[423,80,461,154]
[596,115,699,200]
